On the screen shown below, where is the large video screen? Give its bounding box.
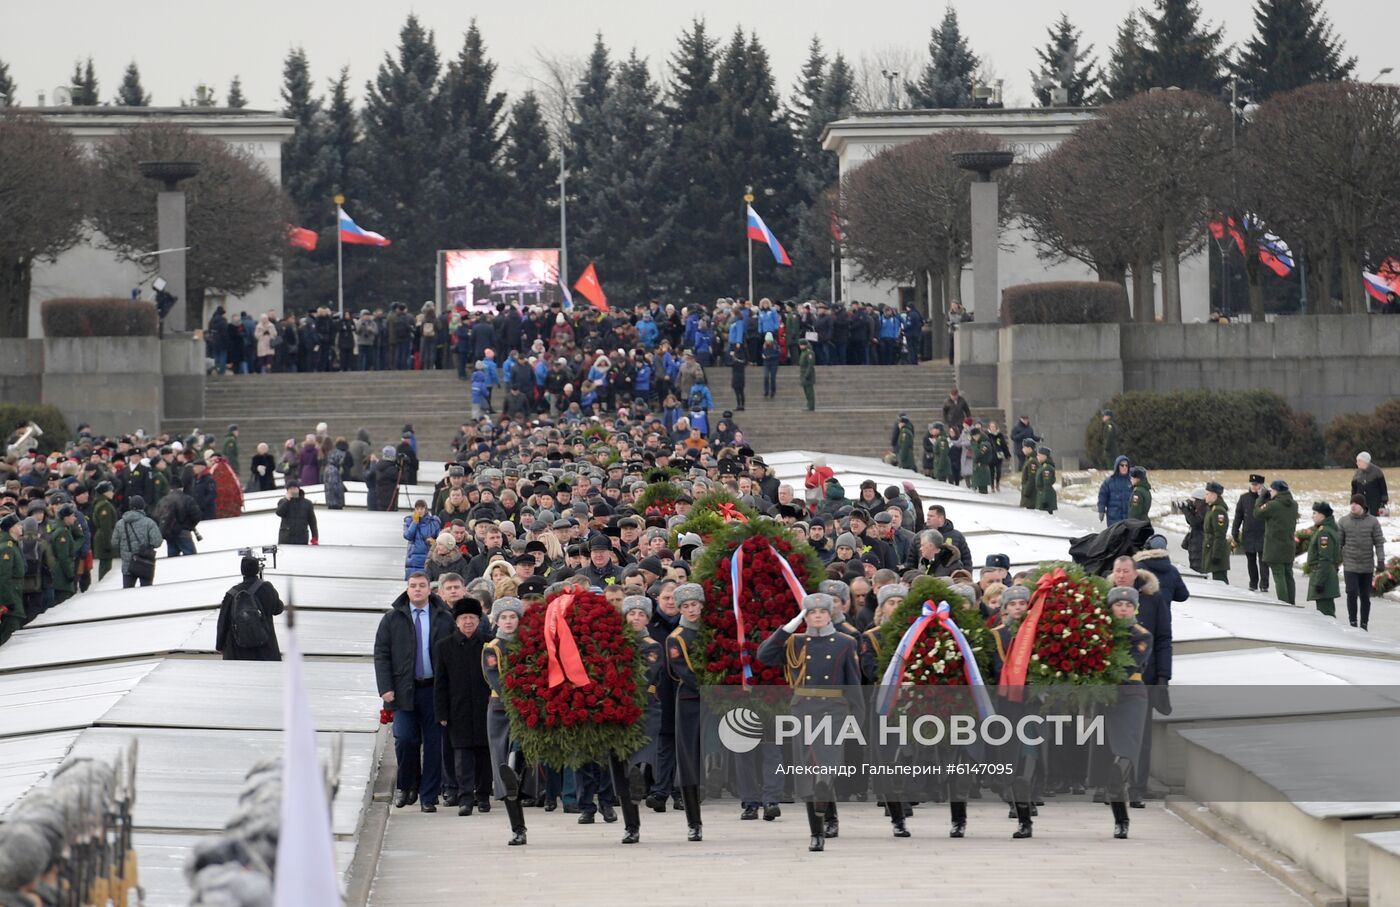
[441,248,562,312]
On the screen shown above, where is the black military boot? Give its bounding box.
[681,785,703,842]
[1012,802,1033,839]
[500,762,528,846]
[806,802,825,852]
[888,801,911,838]
[949,801,966,838]
[823,801,839,839]
[1111,801,1130,839]
[620,796,641,845]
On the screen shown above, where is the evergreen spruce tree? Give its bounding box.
[226,75,247,108]
[1105,13,1150,100]
[791,52,855,298]
[565,33,614,278]
[69,58,99,105]
[325,68,357,194]
[501,92,558,248]
[907,6,980,109]
[573,52,673,303]
[1140,0,1229,95]
[354,13,445,304]
[661,20,729,301]
[1031,13,1100,106]
[1,58,18,107]
[1234,0,1354,100]
[436,19,507,250]
[280,48,329,220]
[115,63,150,106]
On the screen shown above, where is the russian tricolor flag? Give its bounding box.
[746,205,791,266]
[1364,258,1400,302]
[338,207,391,247]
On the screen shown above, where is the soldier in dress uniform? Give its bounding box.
[756,592,866,852]
[1019,440,1038,509]
[1035,446,1057,514]
[1201,481,1231,582]
[665,582,707,842]
[1096,586,1151,839]
[616,595,663,844]
[1305,503,1341,617]
[483,596,527,846]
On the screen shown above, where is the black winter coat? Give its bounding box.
[155,490,202,540]
[374,593,454,711]
[192,473,217,520]
[1130,567,1175,683]
[1232,491,1265,553]
[215,577,284,661]
[433,626,493,748]
[276,494,319,544]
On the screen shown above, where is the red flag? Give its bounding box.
[573,262,609,311]
[829,209,842,243]
[286,225,318,251]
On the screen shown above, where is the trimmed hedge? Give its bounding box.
[1324,400,1400,467]
[0,404,70,456]
[40,298,158,337]
[1084,390,1325,469]
[1000,281,1127,326]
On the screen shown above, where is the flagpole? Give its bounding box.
[830,241,837,307]
[334,195,345,317]
[744,187,755,304]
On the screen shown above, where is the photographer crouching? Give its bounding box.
[215,548,284,661]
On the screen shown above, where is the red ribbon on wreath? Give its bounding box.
[999,567,1066,700]
[716,502,749,523]
[543,594,593,688]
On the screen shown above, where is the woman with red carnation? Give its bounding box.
[665,582,708,842]
[483,596,528,846]
[757,592,865,853]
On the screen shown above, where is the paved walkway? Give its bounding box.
[366,797,1299,906]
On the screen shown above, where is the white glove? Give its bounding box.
[783,613,804,633]
[256,466,266,475]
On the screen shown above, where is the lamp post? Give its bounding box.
[139,160,200,332]
[951,150,1014,320]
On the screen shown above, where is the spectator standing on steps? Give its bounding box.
[1337,494,1386,630]
[942,387,972,428]
[1232,475,1269,593]
[1351,453,1388,517]
[798,340,816,411]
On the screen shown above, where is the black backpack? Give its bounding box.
[231,579,269,648]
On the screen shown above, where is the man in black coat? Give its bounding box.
[1114,551,1179,805]
[276,479,319,545]
[926,505,972,569]
[374,572,455,811]
[1231,475,1269,592]
[647,581,681,810]
[189,461,217,520]
[433,596,494,816]
[215,556,284,661]
[154,483,202,557]
[1010,416,1038,469]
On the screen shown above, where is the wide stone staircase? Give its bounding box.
[190,363,1002,460]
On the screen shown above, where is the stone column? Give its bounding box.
[139,161,201,333]
[952,150,1015,320]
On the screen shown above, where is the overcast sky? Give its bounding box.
[3,0,1394,111]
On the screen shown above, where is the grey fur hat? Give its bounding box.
[621,595,653,619]
[673,582,706,605]
[802,593,836,614]
[490,596,525,620]
[1107,586,1140,607]
[876,583,909,606]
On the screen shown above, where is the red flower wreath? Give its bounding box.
[500,590,648,768]
[1018,565,1132,685]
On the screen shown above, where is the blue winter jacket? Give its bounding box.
[471,370,490,404]
[637,318,659,348]
[727,316,747,347]
[694,329,713,358]
[482,359,500,387]
[635,364,653,396]
[758,309,781,336]
[879,315,902,339]
[1097,455,1134,523]
[402,513,443,575]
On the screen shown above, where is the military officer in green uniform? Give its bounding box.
[798,340,816,411]
[1255,479,1299,604]
[1304,502,1341,617]
[970,427,995,494]
[1127,466,1152,521]
[1035,446,1057,514]
[1019,440,1038,509]
[221,424,240,478]
[895,417,916,471]
[91,481,118,580]
[1200,481,1231,582]
[1100,410,1118,470]
[0,514,27,646]
[45,502,77,606]
[927,422,951,482]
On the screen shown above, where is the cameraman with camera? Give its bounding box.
[215,551,284,661]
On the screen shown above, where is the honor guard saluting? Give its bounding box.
[1098,586,1151,839]
[666,583,707,842]
[483,596,528,846]
[757,592,866,852]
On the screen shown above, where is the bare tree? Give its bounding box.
[852,45,925,110]
[0,113,88,336]
[526,51,585,147]
[1241,82,1400,314]
[840,129,1004,353]
[88,123,292,325]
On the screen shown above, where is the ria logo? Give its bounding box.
[717,707,764,754]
